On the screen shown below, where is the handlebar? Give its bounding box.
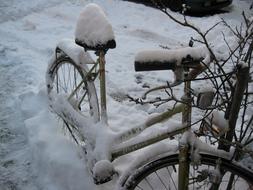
[135,60,176,71]
[134,46,211,73]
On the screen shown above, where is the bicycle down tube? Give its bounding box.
[110,69,192,155]
[110,69,193,190]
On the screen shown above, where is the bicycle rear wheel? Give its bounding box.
[121,153,253,190]
[47,55,99,144]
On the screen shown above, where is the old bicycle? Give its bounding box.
[46,3,253,190]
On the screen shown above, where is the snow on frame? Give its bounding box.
[45,38,101,122]
[49,92,118,159]
[57,38,95,65]
[75,3,115,48]
[45,38,94,89]
[180,131,231,160]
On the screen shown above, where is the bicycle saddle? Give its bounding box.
[75,3,116,51]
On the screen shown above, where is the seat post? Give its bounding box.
[98,50,108,124]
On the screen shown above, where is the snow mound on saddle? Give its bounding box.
[135,46,210,65]
[75,3,115,48]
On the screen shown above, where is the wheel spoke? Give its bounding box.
[166,166,177,190]
[136,185,144,190]
[144,177,154,190]
[155,171,168,190]
[122,154,253,190]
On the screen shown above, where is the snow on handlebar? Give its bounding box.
[134,46,211,82]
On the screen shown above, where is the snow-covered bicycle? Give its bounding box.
[46,3,253,190]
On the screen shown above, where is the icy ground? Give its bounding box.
[0,0,252,189]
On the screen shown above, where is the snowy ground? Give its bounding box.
[0,0,252,189]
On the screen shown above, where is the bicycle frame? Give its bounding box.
[84,50,193,189]
[52,47,249,189]
[69,50,108,124]
[47,3,253,187]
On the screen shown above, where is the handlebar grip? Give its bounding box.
[135,61,176,72]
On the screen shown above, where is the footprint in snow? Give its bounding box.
[22,20,36,31]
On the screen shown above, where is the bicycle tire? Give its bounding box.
[47,55,99,144]
[121,153,253,190]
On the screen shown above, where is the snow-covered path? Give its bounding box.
[0,0,252,189]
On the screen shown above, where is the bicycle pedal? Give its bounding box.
[93,176,113,185]
[92,160,115,185]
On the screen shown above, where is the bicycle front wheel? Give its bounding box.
[121,153,253,190]
[47,55,99,143]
